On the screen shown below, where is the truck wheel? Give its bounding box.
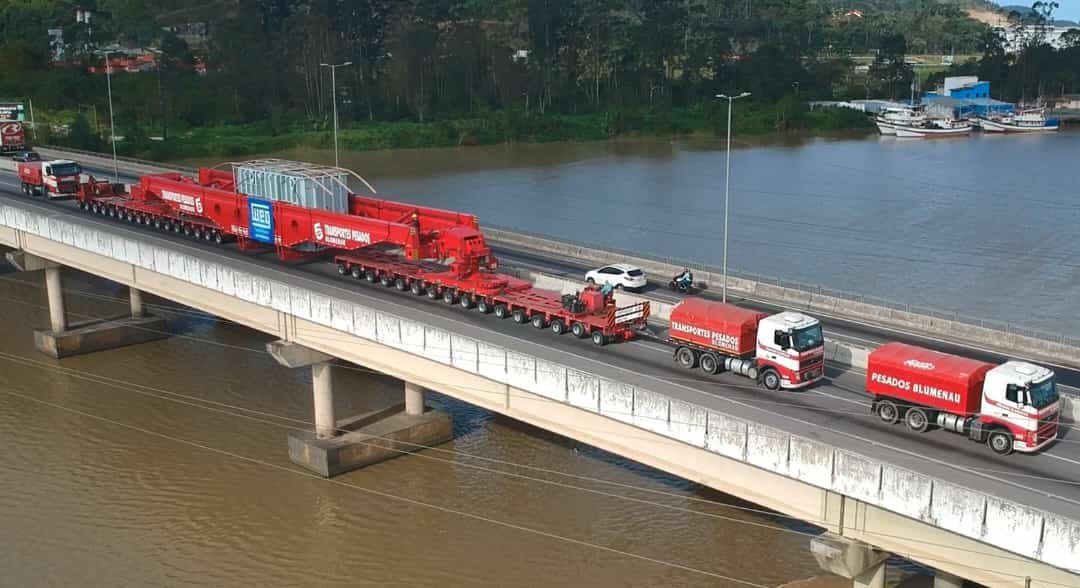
[987,430,1014,456]
[700,353,720,375]
[442,289,457,304]
[905,408,930,433]
[476,299,491,313]
[459,294,473,309]
[351,266,363,280]
[530,314,546,329]
[336,263,348,275]
[410,280,424,295]
[203,229,213,241]
[591,331,608,346]
[214,231,224,244]
[365,270,378,283]
[494,304,508,319]
[380,273,393,287]
[761,369,781,391]
[394,277,408,291]
[675,347,697,369]
[512,309,528,324]
[550,319,565,335]
[571,322,587,338]
[876,400,900,424]
[426,286,439,299]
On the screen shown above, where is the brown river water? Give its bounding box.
[0,265,854,587]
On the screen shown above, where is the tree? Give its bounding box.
[868,33,914,100]
[67,112,102,151]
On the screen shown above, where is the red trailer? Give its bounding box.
[67,158,650,347]
[669,298,767,358]
[1,121,26,153]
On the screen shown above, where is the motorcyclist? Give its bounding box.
[674,267,693,290]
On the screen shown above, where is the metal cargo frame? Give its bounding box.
[232,158,350,213]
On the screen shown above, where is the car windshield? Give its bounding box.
[51,163,81,176]
[627,269,643,277]
[791,324,824,352]
[1028,378,1059,409]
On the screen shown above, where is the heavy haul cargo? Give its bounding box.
[665,298,826,390]
[17,159,84,198]
[867,342,1060,455]
[65,159,650,346]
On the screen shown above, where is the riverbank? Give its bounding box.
[63,102,875,163]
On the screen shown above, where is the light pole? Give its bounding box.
[320,61,352,168]
[715,92,751,303]
[103,50,119,182]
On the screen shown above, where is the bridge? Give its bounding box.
[0,149,1077,588]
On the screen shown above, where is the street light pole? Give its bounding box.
[104,50,119,182]
[715,92,751,304]
[320,61,352,168]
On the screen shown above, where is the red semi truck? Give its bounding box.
[867,342,1060,455]
[667,298,826,390]
[17,159,84,198]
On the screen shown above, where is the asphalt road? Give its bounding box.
[0,169,1078,527]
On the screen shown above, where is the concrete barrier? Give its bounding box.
[4,200,1077,576]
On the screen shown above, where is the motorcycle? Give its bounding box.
[668,273,694,294]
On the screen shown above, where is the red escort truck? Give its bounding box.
[666,298,826,390]
[17,159,84,198]
[867,342,1060,455]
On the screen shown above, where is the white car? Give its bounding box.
[585,263,647,291]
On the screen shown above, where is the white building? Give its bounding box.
[996,25,1079,53]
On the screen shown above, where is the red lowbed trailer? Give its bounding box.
[69,159,649,346]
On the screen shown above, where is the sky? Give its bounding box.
[992,0,1080,22]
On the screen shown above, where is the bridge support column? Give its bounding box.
[6,252,169,359]
[810,534,890,588]
[268,341,453,478]
[129,287,145,319]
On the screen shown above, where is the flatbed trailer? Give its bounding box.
[334,248,650,346]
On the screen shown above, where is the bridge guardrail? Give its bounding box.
[1,199,1076,576]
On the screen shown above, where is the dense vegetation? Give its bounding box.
[0,0,1071,160]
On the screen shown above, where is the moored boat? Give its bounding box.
[894,118,973,138]
[978,109,1059,133]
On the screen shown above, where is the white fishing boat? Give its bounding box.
[894,118,973,138]
[875,107,926,135]
[978,109,1059,133]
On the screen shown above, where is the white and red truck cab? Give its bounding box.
[17,159,84,198]
[867,342,1060,455]
[667,299,825,390]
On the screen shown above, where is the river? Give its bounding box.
[194,130,1080,335]
[0,266,871,587]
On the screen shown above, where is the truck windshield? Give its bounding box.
[51,163,81,176]
[1028,378,1059,409]
[791,325,824,352]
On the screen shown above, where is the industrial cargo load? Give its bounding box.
[233,159,350,213]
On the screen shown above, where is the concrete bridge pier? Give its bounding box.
[268,340,453,477]
[4,251,169,359]
[811,534,891,588]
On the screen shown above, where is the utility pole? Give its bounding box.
[104,50,119,182]
[320,61,352,168]
[714,92,751,304]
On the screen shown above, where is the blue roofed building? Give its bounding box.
[922,76,1014,118]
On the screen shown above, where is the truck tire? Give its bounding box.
[876,400,900,424]
[365,270,377,283]
[675,347,697,369]
[476,298,491,313]
[380,273,393,287]
[410,280,424,295]
[571,322,587,338]
[214,231,224,244]
[905,408,930,433]
[530,314,546,329]
[394,277,408,291]
[700,353,720,375]
[591,331,607,346]
[442,289,457,304]
[550,319,565,335]
[987,430,1014,456]
[459,294,473,308]
[494,304,509,319]
[761,369,781,391]
[336,263,348,275]
[512,308,528,324]
[426,286,439,299]
[352,266,364,280]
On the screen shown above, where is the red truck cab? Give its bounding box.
[18,159,84,198]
